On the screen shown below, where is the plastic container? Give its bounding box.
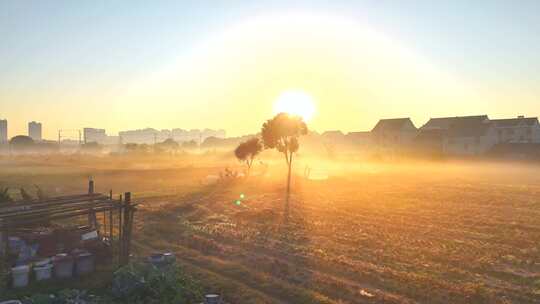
[75,252,95,276]
[53,254,74,279]
[11,265,30,288]
[34,258,51,267]
[204,294,222,304]
[163,252,176,264]
[148,253,165,265]
[34,264,53,281]
[8,237,23,254]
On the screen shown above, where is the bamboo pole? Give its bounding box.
[118,194,123,265]
[122,192,131,265]
[2,204,124,228]
[0,194,108,215]
[0,200,120,222]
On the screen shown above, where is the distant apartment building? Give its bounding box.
[119,128,161,144]
[28,121,42,141]
[83,128,107,144]
[0,119,7,143]
[120,128,226,144]
[491,116,540,144]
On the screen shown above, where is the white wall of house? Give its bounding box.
[374,129,417,148]
[533,124,540,143]
[443,129,498,155]
[495,122,540,144]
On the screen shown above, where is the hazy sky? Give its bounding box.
[1,0,539,139]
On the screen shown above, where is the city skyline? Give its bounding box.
[2,1,539,138]
[0,112,537,143]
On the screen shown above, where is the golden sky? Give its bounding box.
[2,12,538,139]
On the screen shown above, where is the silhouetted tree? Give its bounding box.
[234,138,263,176]
[34,184,47,200]
[0,188,12,203]
[160,138,180,150]
[81,142,102,152]
[10,135,34,151]
[125,143,151,154]
[261,113,308,204]
[182,140,198,150]
[20,187,33,201]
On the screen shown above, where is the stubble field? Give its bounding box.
[1,154,539,303]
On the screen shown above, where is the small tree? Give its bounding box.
[261,113,308,204]
[159,138,180,151]
[234,138,262,176]
[20,188,33,201]
[0,188,12,203]
[10,135,34,152]
[182,140,198,150]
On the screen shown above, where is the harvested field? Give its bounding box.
[1,155,540,303]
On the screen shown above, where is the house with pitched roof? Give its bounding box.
[345,131,372,146]
[421,115,489,131]
[371,118,417,149]
[491,116,540,144]
[417,115,499,155]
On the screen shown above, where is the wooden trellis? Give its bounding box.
[0,181,137,266]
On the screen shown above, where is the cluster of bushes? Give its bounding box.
[18,262,203,304]
[111,262,203,304]
[0,185,46,203]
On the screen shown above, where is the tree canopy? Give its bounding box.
[261,113,308,164]
[234,137,263,175]
[10,135,34,146]
[10,135,35,151]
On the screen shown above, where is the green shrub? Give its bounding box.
[111,262,203,304]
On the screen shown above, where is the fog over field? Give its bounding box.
[1,153,539,303]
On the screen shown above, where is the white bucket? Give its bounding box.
[53,254,74,279]
[34,264,53,281]
[11,265,30,288]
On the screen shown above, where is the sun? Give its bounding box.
[272,90,316,121]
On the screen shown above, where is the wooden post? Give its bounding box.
[88,180,94,194]
[102,190,111,237]
[0,219,6,257]
[122,192,132,265]
[3,229,9,259]
[109,210,113,241]
[118,194,123,265]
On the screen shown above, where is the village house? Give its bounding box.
[371,118,417,151]
[321,130,346,142]
[345,131,372,147]
[491,116,540,144]
[419,115,497,155]
[415,115,496,155]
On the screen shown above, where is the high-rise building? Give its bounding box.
[0,119,7,143]
[28,121,42,141]
[83,128,107,144]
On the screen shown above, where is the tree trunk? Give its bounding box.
[286,151,293,206]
